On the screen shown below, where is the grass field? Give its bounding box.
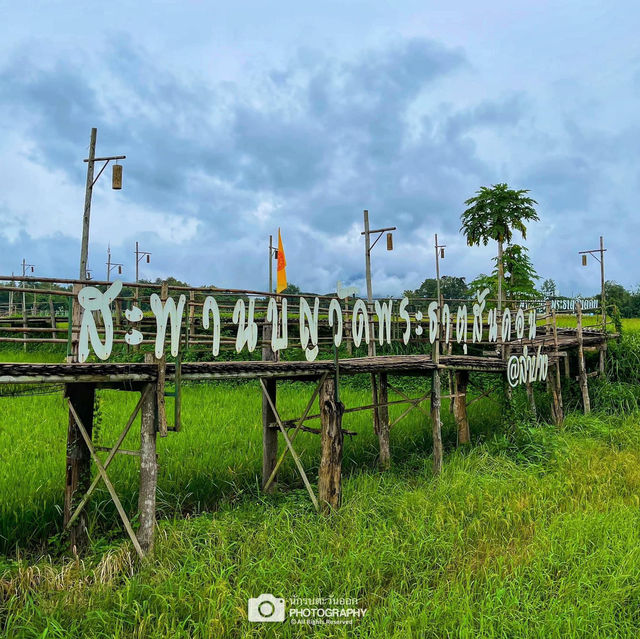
[1,337,640,637]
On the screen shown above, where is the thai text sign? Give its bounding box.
[77,281,547,387]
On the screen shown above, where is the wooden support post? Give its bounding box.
[261,324,278,492]
[49,295,56,340]
[64,383,95,549]
[599,343,606,377]
[550,309,564,425]
[377,373,391,469]
[138,382,157,555]
[68,283,82,362]
[187,290,195,348]
[526,382,537,417]
[453,370,470,445]
[318,376,344,512]
[431,369,443,475]
[370,372,380,444]
[576,302,591,414]
[114,299,122,329]
[21,287,27,352]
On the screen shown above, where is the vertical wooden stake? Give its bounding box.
[598,343,606,377]
[318,376,344,512]
[431,369,443,475]
[138,382,158,555]
[64,383,96,549]
[526,382,537,417]
[187,290,195,348]
[576,302,591,414]
[261,323,278,492]
[49,295,56,341]
[370,372,380,444]
[114,299,122,330]
[453,370,470,445]
[377,373,391,470]
[550,309,564,425]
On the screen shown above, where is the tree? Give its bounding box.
[469,245,539,301]
[460,183,539,308]
[541,278,557,299]
[404,276,469,300]
[280,283,301,295]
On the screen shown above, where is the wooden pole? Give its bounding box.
[550,309,564,425]
[377,372,391,469]
[187,290,195,348]
[268,234,273,293]
[363,210,380,439]
[599,343,606,376]
[576,302,591,414]
[49,295,56,340]
[318,376,344,512]
[137,382,157,555]
[80,128,97,281]
[261,323,278,492]
[21,284,27,353]
[431,369,443,475]
[453,370,470,444]
[526,382,537,417]
[64,383,95,549]
[600,235,606,334]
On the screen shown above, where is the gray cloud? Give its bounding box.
[0,30,638,297]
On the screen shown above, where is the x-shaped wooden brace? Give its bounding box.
[260,373,328,512]
[385,382,430,429]
[65,387,151,559]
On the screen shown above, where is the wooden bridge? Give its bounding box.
[0,275,611,558]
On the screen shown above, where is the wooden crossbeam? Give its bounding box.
[263,372,327,492]
[260,379,320,512]
[65,386,151,532]
[387,390,431,430]
[67,398,145,559]
[387,382,431,419]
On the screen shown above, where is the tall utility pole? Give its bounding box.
[79,127,126,281]
[361,209,396,357]
[579,235,607,332]
[106,244,123,282]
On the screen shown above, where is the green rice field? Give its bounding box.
[1,333,640,637]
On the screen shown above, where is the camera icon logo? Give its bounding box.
[248,593,285,622]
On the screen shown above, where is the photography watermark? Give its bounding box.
[248,594,367,625]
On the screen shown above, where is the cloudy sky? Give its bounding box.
[1,1,638,297]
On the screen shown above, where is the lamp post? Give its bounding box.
[79,127,126,281]
[578,236,607,332]
[135,241,151,283]
[106,244,123,282]
[360,209,396,357]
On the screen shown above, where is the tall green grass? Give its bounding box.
[2,331,640,636]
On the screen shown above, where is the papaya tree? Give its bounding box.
[460,183,539,308]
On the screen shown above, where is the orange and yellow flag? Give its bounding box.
[276,228,287,293]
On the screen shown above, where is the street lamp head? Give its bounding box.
[440,248,445,259]
[118,265,122,275]
[582,254,587,266]
[146,254,150,264]
[386,232,393,251]
[112,163,123,190]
